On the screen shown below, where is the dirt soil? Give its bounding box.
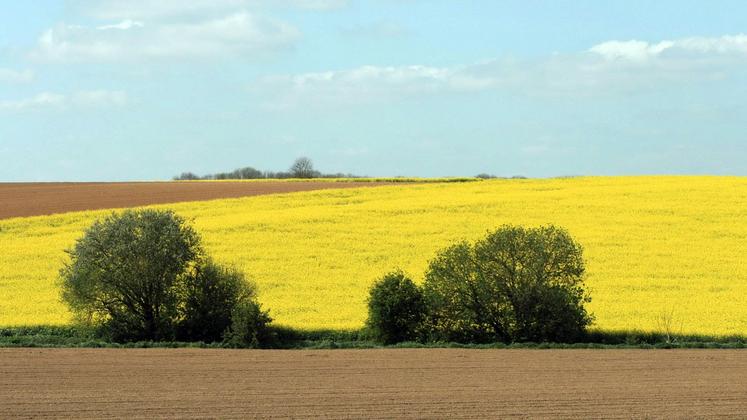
[0,181,393,219]
[1,348,745,419]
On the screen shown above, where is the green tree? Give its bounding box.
[60,209,202,341]
[423,225,592,343]
[366,271,426,344]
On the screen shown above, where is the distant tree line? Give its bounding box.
[174,157,362,180]
[475,173,528,180]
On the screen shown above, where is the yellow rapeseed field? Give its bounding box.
[1,176,746,336]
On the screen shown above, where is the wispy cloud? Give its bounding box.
[257,64,499,109]
[0,92,65,110]
[82,0,347,19]
[70,90,128,106]
[340,20,408,39]
[257,34,747,109]
[0,68,34,84]
[0,90,127,111]
[31,12,300,62]
[96,19,145,31]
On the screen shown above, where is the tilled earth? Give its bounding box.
[1,348,745,418]
[0,181,395,219]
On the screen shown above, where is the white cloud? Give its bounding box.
[589,40,674,62]
[0,68,34,84]
[83,0,346,19]
[97,19,144,31]
[590,34,747,61]
[0,90,127,111]
[31,12,299,61]
[284,0,347,11]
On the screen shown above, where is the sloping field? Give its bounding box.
[1,176,746,336]
[0,181,397,219]
[1,348,745,418]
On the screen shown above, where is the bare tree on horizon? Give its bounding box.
[289,157,316,178]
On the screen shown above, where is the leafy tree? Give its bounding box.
[60,209,202,341]
[366,271,426,344]
[423,225,592,343]
[289,157,317,178]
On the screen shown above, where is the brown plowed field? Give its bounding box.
[0,181,393,219]
[1,349,745,418]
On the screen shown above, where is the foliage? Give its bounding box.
[3,176,747,337]
[57,209,270,344]
[223,301,274,348]
[59,209,202,341]
[366,271,426,344]
[178,259,258,343]
[423,225,592,343]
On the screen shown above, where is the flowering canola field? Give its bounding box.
[1,176,746,336]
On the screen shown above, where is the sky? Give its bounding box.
[1,0,746,181]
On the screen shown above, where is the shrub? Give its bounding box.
[60,209,202,342]
[423,225,592,343]
[223,301,274,348]
[178,260,258,343]
[366,271,426,344]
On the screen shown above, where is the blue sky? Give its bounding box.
[1,0,746,181]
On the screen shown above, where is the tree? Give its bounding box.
[60,209,202,341]
[178,260,258,343]
[289,157,316,178]
[366,271,426,344]
[423,225,592,343]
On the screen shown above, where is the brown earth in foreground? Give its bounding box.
[1,348,745,419]
[0,181,394,219]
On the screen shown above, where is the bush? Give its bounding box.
[223,301,274,348]
[178,260,258,343]
[366,271,426,344]
[423,225,592,343]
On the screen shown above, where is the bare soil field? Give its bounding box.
[0,181,392,219]
[1,348,745,418]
